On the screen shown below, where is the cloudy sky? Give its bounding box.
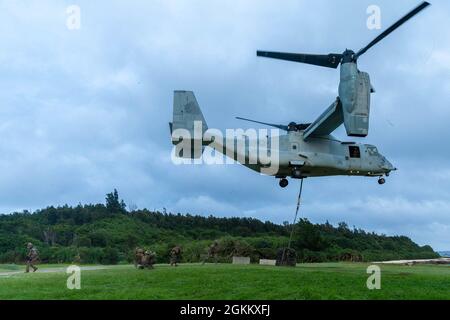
[0,0,449,250]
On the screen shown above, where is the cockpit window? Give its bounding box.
[349,146,361,158]
[367,146,379,156]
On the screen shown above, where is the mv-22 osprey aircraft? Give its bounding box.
[170,2,430,188]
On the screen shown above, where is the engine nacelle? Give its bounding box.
[339,62,372,137]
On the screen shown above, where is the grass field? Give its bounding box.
[0,263,449,300]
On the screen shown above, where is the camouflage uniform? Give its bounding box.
[138,250,156,269]
[170,246,181,267]
[202,241,219,265]
[73,253,81,264]
[134,248,145,269]
[25,243,39,273]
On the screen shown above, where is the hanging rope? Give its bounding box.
[288,178,304,249]
[281,178,304,264]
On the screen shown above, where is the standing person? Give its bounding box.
[134,247,144,269]
[170,246,182,267]
[73,252,81,264]
[25,243,39,273]
[202,240,220,265]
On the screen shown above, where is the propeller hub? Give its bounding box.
[288,122,298,131]
[342,49,356,64]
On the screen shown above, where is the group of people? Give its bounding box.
[134,245,182,269]
[21,240,222,273]
[134,241,221,270]
[134,248,157,269]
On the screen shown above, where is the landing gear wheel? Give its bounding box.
[279,179,289,188]
[378,178,386,185]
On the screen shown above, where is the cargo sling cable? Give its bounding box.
[281,178,304,264]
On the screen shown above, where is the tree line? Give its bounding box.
[0,190,438,264]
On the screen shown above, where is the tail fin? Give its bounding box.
[170,91,208,159]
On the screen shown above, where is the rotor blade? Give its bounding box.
[355,1,431,59]
[257,51,343,69]
[236,117,289,131]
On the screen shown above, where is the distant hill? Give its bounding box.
[438,251,450,257]
[0,190,439,264]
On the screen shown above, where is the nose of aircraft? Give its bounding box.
[381,157,396,172]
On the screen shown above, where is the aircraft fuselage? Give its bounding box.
[212,130,395,179]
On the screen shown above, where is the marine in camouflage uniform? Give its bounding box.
[138,250,156,269]
[170,246,181,267]
[134,247,145,269]
[73,252,81,264]
[25,243,39,273]
[202,240,219,265]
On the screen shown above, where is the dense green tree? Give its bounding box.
[293,219,328,251]
[0,191,439,264]
[105,189,127,214]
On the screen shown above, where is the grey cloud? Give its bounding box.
[0,0,449,250]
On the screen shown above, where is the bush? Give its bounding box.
[100,247,119,265]
[78,247,104,264]
[75,236,92,247]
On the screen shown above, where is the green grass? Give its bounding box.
[0,263,448,300]
[0,264,73,272]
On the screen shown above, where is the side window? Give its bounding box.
[349,146,361,159]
